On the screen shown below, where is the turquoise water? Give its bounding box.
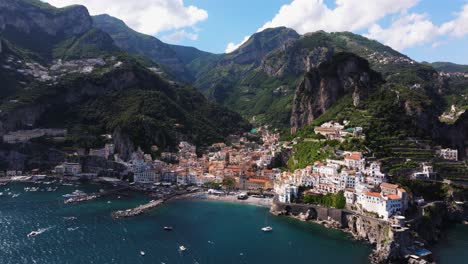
[432,224,468,264]
[0,182,373,263]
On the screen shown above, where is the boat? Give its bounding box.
[163,226,173,231]
[140,251,145,256]
[27,231,41,238]
[62,190,86,198]
[261,226,273,232]
[179,245,187,251]
[63,216,77,221]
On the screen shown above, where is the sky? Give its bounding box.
[43,0,468,64]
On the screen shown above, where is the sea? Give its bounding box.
[0,182,465,264]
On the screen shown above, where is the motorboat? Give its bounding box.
[27,230,41,238]
[62,190,86,198]
[261,226,273,232]
[140,251,145,256]
[163,226,173,231]
[179,245,187,251]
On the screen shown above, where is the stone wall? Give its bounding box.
[270,198,347,227]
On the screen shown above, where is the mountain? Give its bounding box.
[290,52,383,133]
[0,0,250,162]
[423,61,468,73]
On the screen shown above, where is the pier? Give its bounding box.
[111,200,163,218]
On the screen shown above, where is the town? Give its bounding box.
[1,121,462,222]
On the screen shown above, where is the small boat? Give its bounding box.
[261,226,273,232]
[63,216,77,221]
[163,226,173,231]
[140,251,145,256]
[27,231,41,238]
[62,190,86,198]
[179,245,187,251]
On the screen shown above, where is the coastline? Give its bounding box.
[172,192,273,208]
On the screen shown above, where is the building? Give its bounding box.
[134,169,158,184]
[358,192,402,220]
[277,184,298,203]
[245,178,270,190]
[344,152,365,171]
[356,183,408,220]
[440,148,458,161]
[55,162,82,176]
[412,163,437,180]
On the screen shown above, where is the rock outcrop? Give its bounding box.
[0,0,92,36]
[226,27,300,65]
[290,52,382,133]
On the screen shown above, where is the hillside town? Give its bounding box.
[2,122,462,223]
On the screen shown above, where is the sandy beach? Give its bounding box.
[176,192,273,207]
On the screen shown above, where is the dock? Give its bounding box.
[111,200,163,218]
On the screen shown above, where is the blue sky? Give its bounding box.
[45,0,468,64]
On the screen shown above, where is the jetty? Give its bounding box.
[64,186,129,204]
[111,200,163,218]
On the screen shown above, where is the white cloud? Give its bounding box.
[43,0,208,35]
[258,0,419,34]
[225,0,419,53]
[161,30,198,43]
[225,0,468,54]
[225,36,250,53]
[439,4,468,37]
[365,13,439,51]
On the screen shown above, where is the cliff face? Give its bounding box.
[0,0,92,36]
[225,27,300,66]
[290,52,382,133]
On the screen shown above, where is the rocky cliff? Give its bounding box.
[0,0,92,36]
[290,52,382,133]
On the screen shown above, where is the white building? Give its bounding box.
[412,163,436,180]
[358,191,402,220]
[55,162,82,176]
[344,152,365,171]
[440,148,458,161]
[134,169,157,184]
[277,184,299,203]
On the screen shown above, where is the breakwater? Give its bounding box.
[111,199,163,218]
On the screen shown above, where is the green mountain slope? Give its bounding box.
[424,61,468,73]
[0,0,250,159]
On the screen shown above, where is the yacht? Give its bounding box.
[261,226,273,232]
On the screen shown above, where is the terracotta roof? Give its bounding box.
[380,182,399,189]
[387,194,401,200]
[248,179,269,183]
[345,152,363,160]
[365,192,381,198]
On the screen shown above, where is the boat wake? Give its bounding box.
[27,227,53,238]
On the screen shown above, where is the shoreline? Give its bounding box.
[172,192,273,208]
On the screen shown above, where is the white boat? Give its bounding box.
[62,190,86,198]
[140,251,145,256]
[179,245,187,251]
[261,226,273,232]
[27,231,41,238]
